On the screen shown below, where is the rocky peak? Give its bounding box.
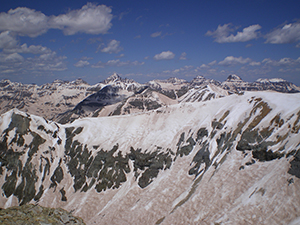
[0,79,11,87]
[53,79,69,84]
[191,75,208,85]
[103,73,122,84]
[71,78,89,85]
[166,77,188,84]
[226,74,243,82]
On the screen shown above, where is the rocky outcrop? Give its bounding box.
[0,204,85,225]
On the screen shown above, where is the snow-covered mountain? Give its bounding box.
[1,74,299,124]
[221,74,300,93]
[1,90,300,224]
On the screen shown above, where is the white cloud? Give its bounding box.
[49,3,113,35]
[106,59,121,66]
[151,31,161,38]
[0,31,53,55]
[199,64,210,69]
[101,40,123,54]
[262,57,300,67]
[0,3,113,37]
[0,31,18,49]
[91,61,104,68]
[249,61,261,66]
[0,51,67,74]
[179,52,187,60]
[153,51,175,60]
[74,60,90,67]
[0,7,48,37]
[3,53,24,62]
[7,43,52,54]
[206,24,261,43]
[91,59,144,68]
[132,60,144,66]
[219,56,252,66]
[265,22,300,44]
[208,60,217,66]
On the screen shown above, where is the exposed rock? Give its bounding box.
[0,204,85,225]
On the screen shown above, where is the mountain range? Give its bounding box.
[1,73,299,124]
[0,74,300,224]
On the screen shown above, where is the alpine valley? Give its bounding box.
[1,74,300,225]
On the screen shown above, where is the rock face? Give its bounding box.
[0,78,101,121]
[0,204,85,225]
[0,91,300,224]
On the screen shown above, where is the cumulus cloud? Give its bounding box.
[218,56,252,66]
[249,61,261,66]
[153,51,175,60]
[199,64,210,69]
[151,31,161,38]
[0,51,67,74]
[0,31,18,49]
[262,57,300,67]
[74,60,90,67]
[101,40,123,54]
[0,31,52,55]
[208,60,217,66]
[6,43,52,54]
[49,3,113,35]
[0,3,113,37]
[0,31,67,74]
[265,22,300,44]
[0,7,48,37]
[179,52,187,60]
[206,24,261,43]
[2,52,24,62]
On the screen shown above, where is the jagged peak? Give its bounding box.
[225,74,243,82]
[0,79,12,87]
[103,73,122,84]
[193,75,206,80]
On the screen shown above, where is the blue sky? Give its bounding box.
[0,0,300,85]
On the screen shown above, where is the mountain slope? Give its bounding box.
[0,91,300,224]
[0,78,101,121]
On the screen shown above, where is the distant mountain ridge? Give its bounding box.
[1,73,299,123]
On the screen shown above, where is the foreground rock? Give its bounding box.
[0,204,85,225]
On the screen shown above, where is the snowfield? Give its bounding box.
[0,85,300,224]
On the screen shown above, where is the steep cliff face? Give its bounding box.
[0,91,300,224]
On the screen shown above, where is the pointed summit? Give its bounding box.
[226,74,243,82]
[103,73,122,84]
